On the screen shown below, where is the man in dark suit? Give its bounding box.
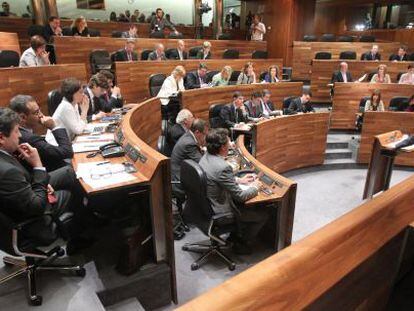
[150,8,178,33]
[114,39,138,61]
[244,92,264,122]
[168,109,194,149]
[389,46,408,61]
[184,63,208,89]
[84,73,112,122]
[9,95,73,172]
[331,62,353,83]
[99,70,124,109]
[261,89,280,117]
[148,43,167,61]
[287,92,314,115]
[219,91,249,129]
[43,16,62,43]
[168,40,188,60]
[361,44,381,61]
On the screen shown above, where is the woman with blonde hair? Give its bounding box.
[71,16,89,37]
[212,65,232,86]
[370,64,391,83]
[157,65,186,106]
[237,62,256,85]
[263,65,280,83]
[197,41,212,60]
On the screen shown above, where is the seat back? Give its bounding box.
[141,49,153,60]
[0,211,16,256]
[0,50,19,67]
[62,27,72,36]
[88,29,101,37]
[389,54,397,61]
[112,31,123,38]
[315,52,332,59]
[409,53,414,61]
[28,24,44,37]
[149,73,167,97]
[229,70,241,85]
[320,34,335,42]
[89,49,112,74]
[222,49,239,59]
[337,35,354,42]
[252,50,268,59]
[205,70,219,83]
[360,35,375,42]
[339,51,356,60]
[157,135,171,156]
[259,71,267,81]
[150,31,165,39]
[209,103,225,128]
[389,96,409,111]
[218,33,232,40]
[189,46,202,58]
[367,71,376,82]
[181,159,213,233]
[168,32,183,39]
[282,67,292,81]
[47,89,63,116]
[359,96,370,112]
[283,96,297,114]
[303,35,317,42]
[165,48,176,60]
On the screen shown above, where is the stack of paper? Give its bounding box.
[72,141,111,153]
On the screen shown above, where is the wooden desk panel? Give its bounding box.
[0,17,32,50]
[116,58,283,104]
[255,113,330,173]
[311,60,411,103]
[0,63,87,115]
[0,32,21,55]
[331,83,414,129]
[358,112,414,166]
[181,82,302,122]
[292,41,401,80]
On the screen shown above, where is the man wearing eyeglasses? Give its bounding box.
[9,95,73,172]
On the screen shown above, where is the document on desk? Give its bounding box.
[72,141,112,153]
[76,162,137,189]
[84,122,111,133]
[75,133,114,143]
[386,134,409,149]
[239,184,254,191]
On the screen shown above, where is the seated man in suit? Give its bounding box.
[199,128,269,254]
[185,63,209,89]
[169,40,188,60]
[361,44,381,61]
[287,91,314,115]
[43,16,62,43]
[261,89,280,117]
[99,70,124,109]
[196,41,212,60]
[114,39,138,61]
[121,24,138,39]
[169,109,194,146]
[9,95,73,172]
[219,91,249,129]
[84,73,112,122]
[148,43,167,61]
[331,62,353,83]
[390,46,408,62]
[244,92,265,122]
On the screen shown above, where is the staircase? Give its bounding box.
[324,132,360,168]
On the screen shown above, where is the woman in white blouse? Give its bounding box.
[47,78,89,143]
[157,65,186,106]
[237,62,257,85]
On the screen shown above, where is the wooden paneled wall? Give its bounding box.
[0,17,32,50]
[359,112,414,166]
[311,60,412,102]
[331,82,414,129]
[115,58,283,103]
[180,82,303,122]
[0,32,21,55]
[293,41,401,80]
[344,29,414,51]
[255,113,330,173]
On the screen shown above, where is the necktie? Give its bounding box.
[128,52,132,61]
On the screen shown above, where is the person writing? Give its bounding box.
[287,92,314,115]
[185,63,209,89]
[19,35,50,67]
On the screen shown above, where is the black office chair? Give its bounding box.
[222,49,239,59]
[339,51,356,60]
[0,50,19,67]
[141,49,153,60]
[149,73,167,97]
[315,52,332,59]
[303,35,317,42]
[397,72,404,82]
[252,50,268,59]
[112,31,123,38]
[168,32,183,39]
[150,31,165,39]
[189,46,202,59]
[282,67,292,81]
[88,29,101,37]
[320,34,335,42]
[0,211,85,306]
[359,35,375,42]
[218,33,232,40]
[259,71,267,82]
[157,135,171,156]
[366,71,376,82]
[165,48,175,60]
[229,70,241,85]
[47,89,63,116]
[209,103,225,128]
[181,160,236,271]
[409,53,414,61]
[283,96,297,114]
[89,49,112,74]
[337,35,354,42]
[205,70,219,83]
[28,25,45,37]
[62,27,72,36]
[359,96,370,113]
[389,96,409,111]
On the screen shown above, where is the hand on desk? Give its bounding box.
[237,173,256,185]
[94,111,109,121]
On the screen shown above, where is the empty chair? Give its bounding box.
[141,49,153,60]
[150,31,165,39]
[360,35,375,42]
[339,51,357,60]
[168,32,183,39]
[337,35,354,42]
[282,67,293,81]
[229,70,241,85]
[28,24,44,37]
[315,52,332,59]
[62,27,72,36]
[47,89,63,116]
[189,46,202,59]
[0,50,19,67]
[252,50,268,59]
[222,49,239,59]
[149,73,167,97]
[165,48,176,60]
[112,31,123,38]
[389,96,409,111]
[320,34,335,42]
[283,96,297,114]
[88,29,101,37]
[89,49,112,74]
[303,35,317,42]
[409,53,414,61]
[209,103,225,128]
[218,33,232,40]
[205,70,219,83]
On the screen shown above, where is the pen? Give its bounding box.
[97,161,110,166]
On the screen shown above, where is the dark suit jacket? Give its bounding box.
[0,151,49,223]
[71,27,89,37]
[169,123,186,146]
[19,127,73,172]
[287,98,315,115]
[219,103,248,129]
[148,51,167,61]
[389,54,408,61]
[43,24,55,43]
[263,100,275,111]
[361,52,381,61]
[244,101,263,120]
[185,71,206,89]
[196,50,211,60]
[331,71,353,83]
[99,93,123,110]
[84,88,113,122]
[169,48,188,60]
[114,49,138,61]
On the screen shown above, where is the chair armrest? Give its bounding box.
[212,212,234,221]
[14,213,53,230]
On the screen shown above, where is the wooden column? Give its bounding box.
[31,0,46,25]
[214,0,224,38]
[194,0,202,26]
[44,0,58,18]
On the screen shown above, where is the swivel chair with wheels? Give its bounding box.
[181,160,236,271]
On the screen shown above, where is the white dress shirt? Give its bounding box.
[19,47,49,67]
[157,75,185,106]
[251,22,266,41]
[341,71,348,83]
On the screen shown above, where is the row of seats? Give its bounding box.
[314,51,414,61]
[28,24,101,38]
[303,34,375,42]
[359,96,412,112]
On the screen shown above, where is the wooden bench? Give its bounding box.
[0,31,21,55]
[331,82,414,129]
[358,111,414,166]
[292,41,401,80]
[115,58,282,103]
[0,17,32,50]
[311,60,412,102]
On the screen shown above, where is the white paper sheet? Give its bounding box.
[84,122,111,133]
[72,141,112,153]
[386,134,409,149]
[75,133,114,143]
